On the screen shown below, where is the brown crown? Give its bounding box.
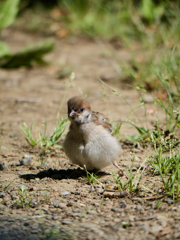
[67,96,91,112]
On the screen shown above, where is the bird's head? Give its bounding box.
[67,96,91,124]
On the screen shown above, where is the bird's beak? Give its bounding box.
[69,110,77,117]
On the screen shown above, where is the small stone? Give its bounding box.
[43,163,49,168]
[134,142,141,149]
[31,229,39,234]
[74,190,80,195]
[0,163,7,171]
[29,166,36,170]
[19,156,31,166]
[16,167,23,171]
[111,207,122,213]
[136,214,157,221]
[123,164,128,167]
[0,192,5,198]
[24,222,30,226]
[62,219,72,225]
[132,167,137,171]
[73,208,81,213]
[31,200,38,206]
[120,201,126,208]
[166,200,174,205]
[97,187,104,194]
[8,218,15,222]
[53,200,61,208]
[60,191,70,196]
[52,216,59,220]
[132,198,144,204]
[67,201,73,207]
[58,203,67,209]
[41,177,48,181]
[9,133,21,138]
[139,225,148,231]
[135,205,144,211]
[31,223,39,230]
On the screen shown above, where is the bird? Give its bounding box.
[63,96,128,179]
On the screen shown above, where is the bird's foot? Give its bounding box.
[113,162,129,180]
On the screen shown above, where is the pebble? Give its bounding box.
[31,223,39,230]
[132,167,137,171]
[67,201,73,207]
[0,163,7,171]
[9,133,21,138]
[136,214,157,221]
[123,164,129,167]
[52,216,59,220]
[62,219,72,225]
[8,219,15,222]
[134,142,141,149]
[16,167,23,171]
[120,201,126,208]
[29,166,36,170]
[58,203,67,209]
[19,155,32,166]
[43,163,49,168]
[31,200,38,206]
[24,222,30,226]
[111,207,122,213]
[97,187,104,194]
[53,200,61,208]
[60,191,70,196]
[139,224,148,231]
[166,200,174,205]
[135,205,144,211]
[0,192,5,198]
[132,198,144,204]
[73,208,81,213]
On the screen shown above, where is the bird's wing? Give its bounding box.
[92,111,113,134]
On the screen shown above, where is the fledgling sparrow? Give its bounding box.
[63,96,128,179]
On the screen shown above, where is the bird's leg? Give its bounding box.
[113,161,129,179]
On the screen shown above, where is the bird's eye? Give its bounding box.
[80,108,84,112]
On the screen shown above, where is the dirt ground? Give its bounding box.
[0,27,180,240]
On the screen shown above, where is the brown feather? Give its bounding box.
[67,96,91,113]
[92,111,113,134]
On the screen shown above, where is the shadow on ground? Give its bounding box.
[20,168,111,180]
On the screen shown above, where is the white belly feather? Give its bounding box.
[63,122,121,170]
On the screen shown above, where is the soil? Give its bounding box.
[0,27,180,240]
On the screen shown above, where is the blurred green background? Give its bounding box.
[0,0,180,90]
